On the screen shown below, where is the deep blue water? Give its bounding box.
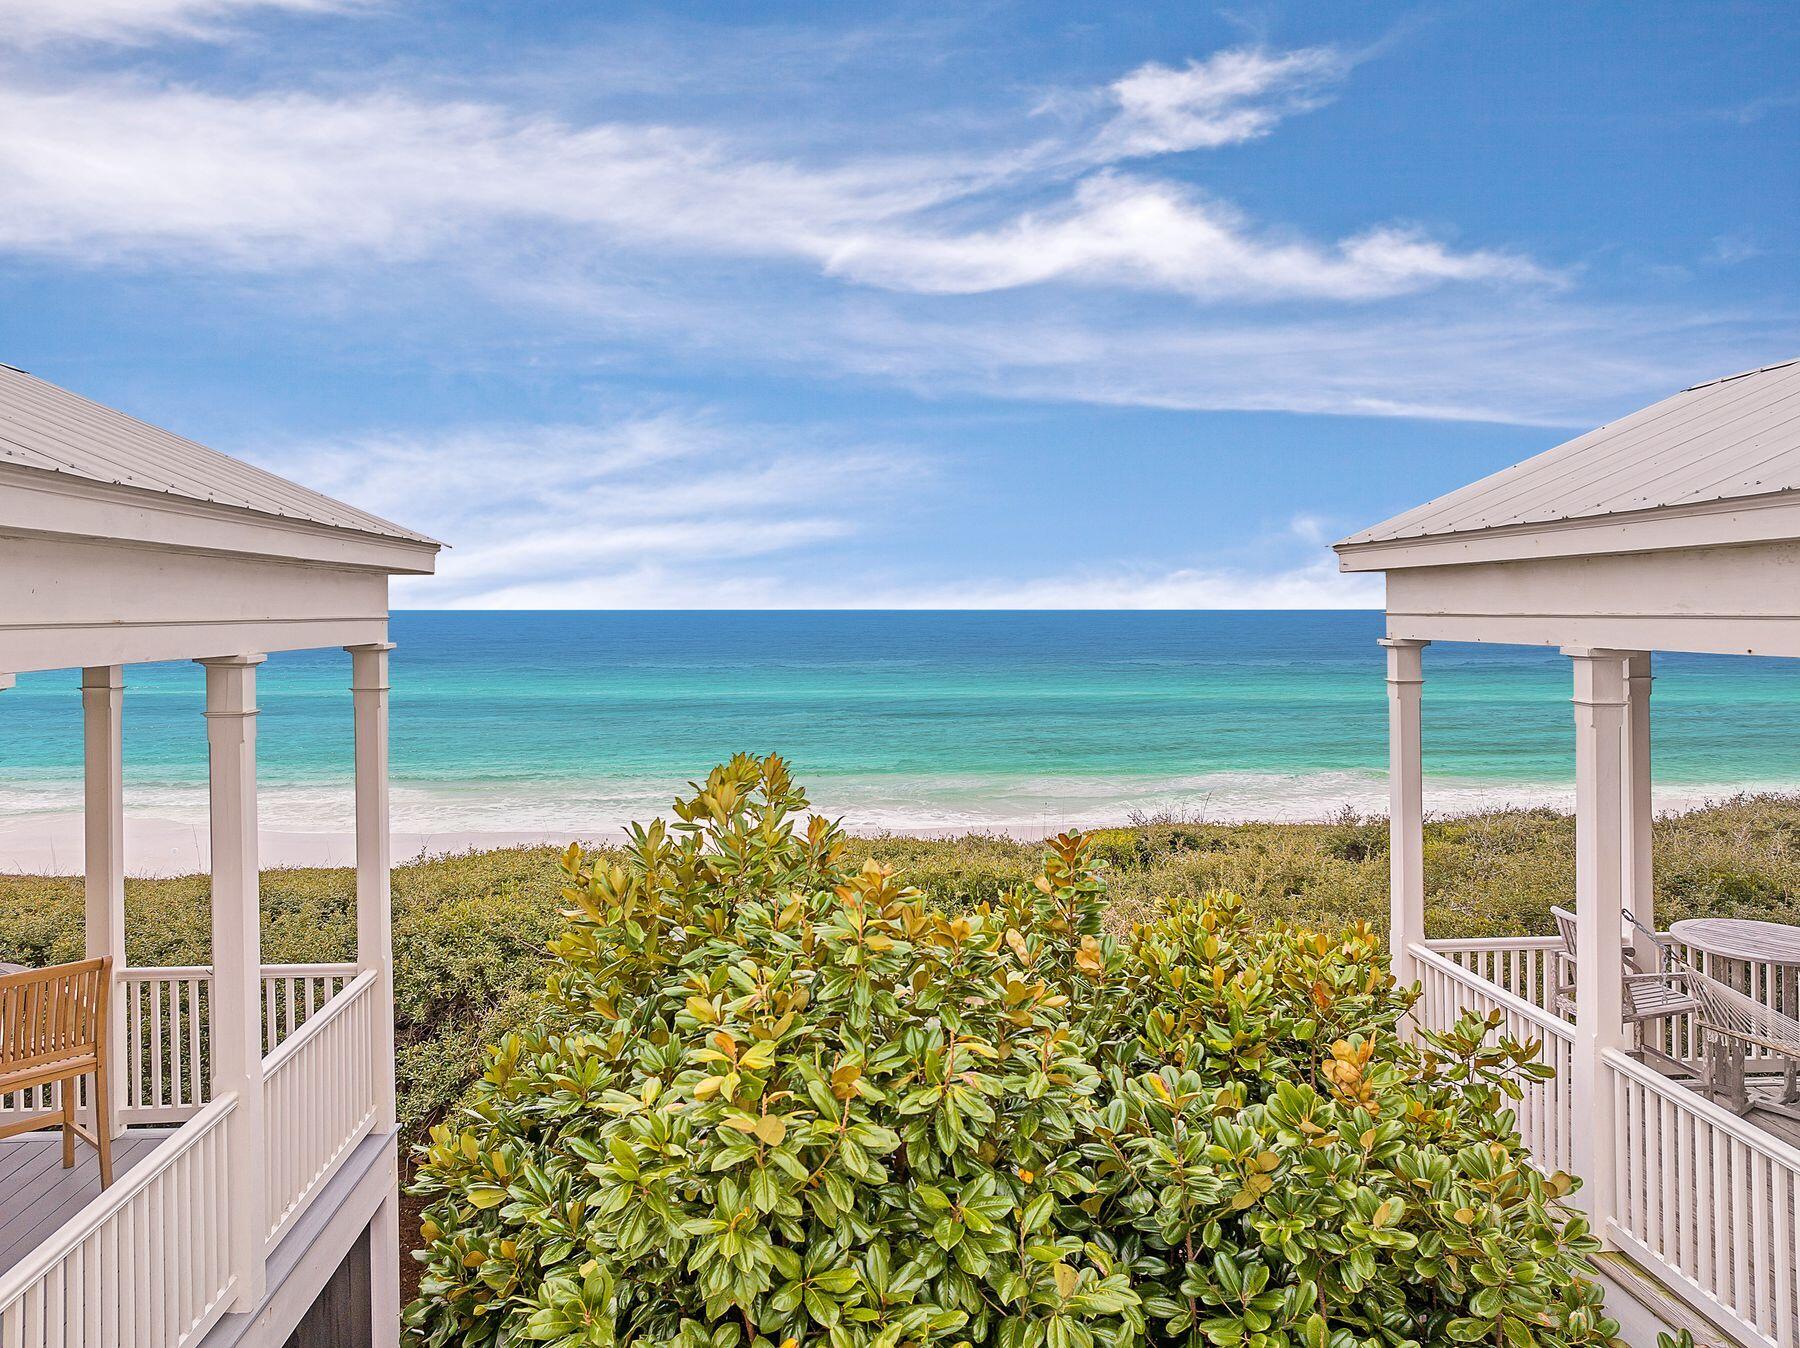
[4,611,1800,834]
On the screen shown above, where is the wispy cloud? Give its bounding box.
[262,412,931,606]
[260,406,1383,610]
[1092,47,1349,158]
[1705,90,1800,126]
[825,173,1546,299]
[2,0,367,47]
[424,550,1379,610]
[0,65,1543,306]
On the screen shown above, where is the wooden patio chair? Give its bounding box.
[1688,971,1800,1117]
[1550,906,1698,1073]
[0,957,115,1187]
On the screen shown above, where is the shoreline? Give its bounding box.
[0,782,1788,877]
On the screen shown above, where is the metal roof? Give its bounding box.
[1338,357,1800,548]
[0,365,438,546]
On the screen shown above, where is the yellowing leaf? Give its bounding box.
[754,1114,788,1146]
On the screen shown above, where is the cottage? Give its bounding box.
[0,364,440,1347]
[1338,357,1800,1348]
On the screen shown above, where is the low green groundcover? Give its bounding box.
[407,755,1617,1348]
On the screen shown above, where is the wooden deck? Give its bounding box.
[0,1128,169,1279]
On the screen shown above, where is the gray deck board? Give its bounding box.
[0,1129,168,1277]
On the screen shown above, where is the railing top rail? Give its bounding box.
[1423,936,1562,951]
[1600,1045,1800,1173]
[118,961,361,980]
[119,964,212,979]
[0,1092,239,1305]
[1410,942,1576,1042]
[261,968,377,1076]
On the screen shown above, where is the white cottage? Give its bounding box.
[1337,357,1800,1348]
[0,364,440,1347]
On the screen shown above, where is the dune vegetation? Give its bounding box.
[0,791,1796,1144]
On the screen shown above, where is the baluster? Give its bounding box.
[167,979,184,1109]
[1773,1162,1794,1348]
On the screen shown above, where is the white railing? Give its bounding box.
[1411,943,1577,1176]
[1427,931,1799,1072]
[1605,1048,1799,1348]
[0,963,357,1125]
[263,969,379,1247]
[1424,936,1563,1014]
[1648,937,1798,1070]
[0,1095,239,1348]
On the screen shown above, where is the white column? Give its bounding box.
[348,642,397,1132]
[1566,648,1628,1244]
[200,654,268,1307]
[0,674,13,690]
[1381,638,1428,984]
[81,666,128,1138]
[350,641,402,1345]
[1621,652,1655,966]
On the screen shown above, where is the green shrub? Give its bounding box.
[1063,893,1613,1347]
[407,755,1136,1348]
[407,757,1616,1348]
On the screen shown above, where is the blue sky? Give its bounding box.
[1,0,1795,608]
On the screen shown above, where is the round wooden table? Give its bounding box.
[1669,917,1800,1104]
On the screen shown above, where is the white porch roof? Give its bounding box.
[1334,357,1800,656]
[0,364,435,548]
[0,366,439,672]
[1338,358,1800,571]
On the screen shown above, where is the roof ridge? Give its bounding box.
[1685,356,1800,392]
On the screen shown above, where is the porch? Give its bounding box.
[0,364,440,1346]
[1337,358,1800,1348]
[1414,933,1800,1348]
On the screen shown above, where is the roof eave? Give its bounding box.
[0,462,441,575]
[1334,490,1800,573]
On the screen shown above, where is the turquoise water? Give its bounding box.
[4,611,1800,833]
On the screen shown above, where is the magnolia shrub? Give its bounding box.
[409,755,1136,1348]
[408,755,1618,1348]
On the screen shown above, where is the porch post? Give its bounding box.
[81,666,128,1138]
[1381,638,1428,984]
[1622,653,1655,965]
[200,654,268,1307]
[348,642,397,1131]
[1565,648,1628,1244]
[349,640,401,1341]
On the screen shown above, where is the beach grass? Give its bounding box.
[2,795,1798,1139]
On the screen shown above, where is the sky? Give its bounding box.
[1,1,1795,609]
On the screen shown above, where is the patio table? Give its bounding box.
[1669,917,1800,1106]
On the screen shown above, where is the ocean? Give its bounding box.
[4,610,1800,838]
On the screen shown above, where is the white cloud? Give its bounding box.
[265,413,930,606]
[825,174,1546,300]
[1094,47,1348,158]
[417,549,1378,611]
[279,409,1380,611]
[2,0,366,47]
[0,73,1543,305]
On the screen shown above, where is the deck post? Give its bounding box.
[81,665,128,1138]
[1380,638,1428,985]
[1565,648,1629,1245]
[1621,653,1655,965]
[350,640,402,1342]
[348,641,397,1133]
[200,654,269,1307]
